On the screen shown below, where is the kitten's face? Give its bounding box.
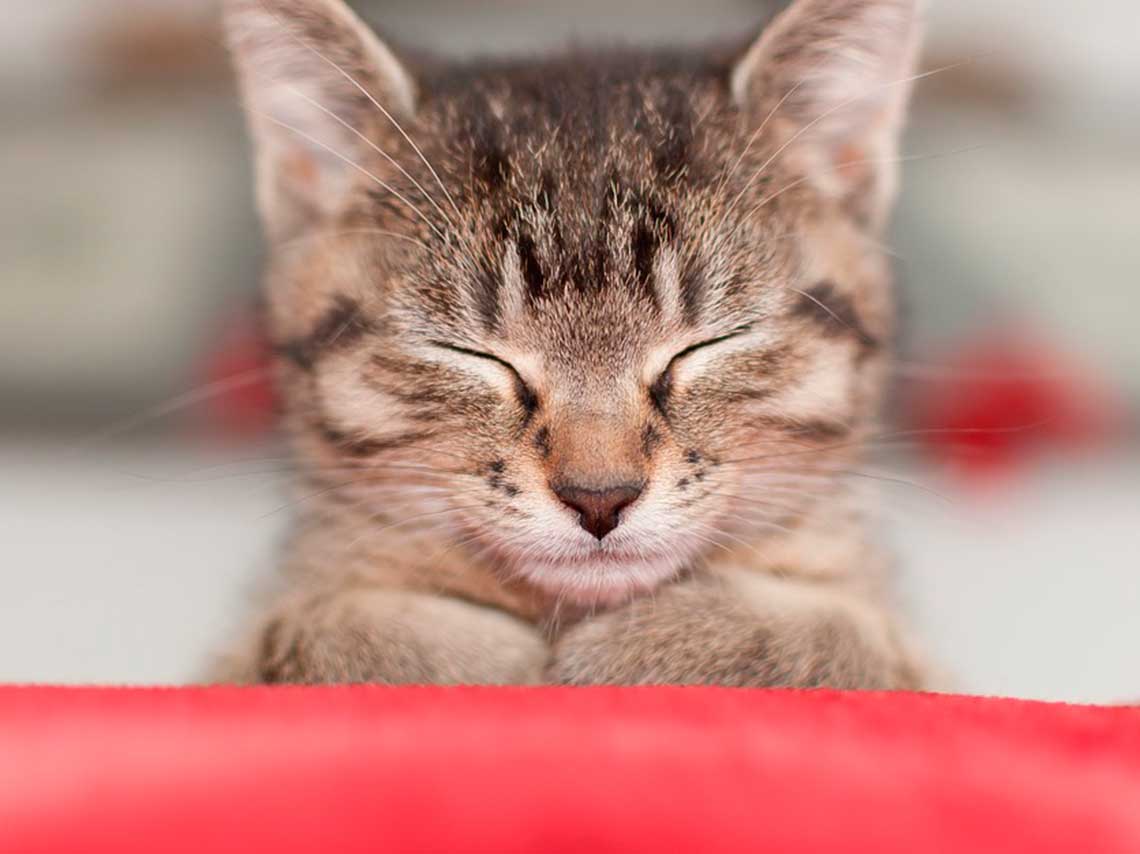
[228,0,919,603]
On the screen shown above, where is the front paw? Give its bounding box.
[547,576,924,689]
[546,580,759,686]
[242,589,551,685]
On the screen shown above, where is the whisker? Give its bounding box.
[712,507,797,538]
[680,526,735,558]
[720,57,980,226]
[325,482,453,512]
[278,228,432,256]
[107,459,473,492]
[731,485,836,502]
[345,504,486,550]
[702,489,808,517]
[717,70,816,196]
[720,420,1054,467]
[725,482,823,505]
[259,468,477,518]
[68,367,271,452]
[282,84,456,229]
[690,517,770,556]
[738,145,985,225]
[328,481,497,522]
[255,0,462,220]
[892,361,1075,383]
[426,526,533,575]
[251,109,447,242]
[833,467,953,504]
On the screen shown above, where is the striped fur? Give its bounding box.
[213,0,928,689]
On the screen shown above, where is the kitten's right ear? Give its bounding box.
[731,0,922,231]
[223,0,417,242]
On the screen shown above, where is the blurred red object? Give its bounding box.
[197,307,278,438]
[904,327,1123,478]
[4,686,1140,854]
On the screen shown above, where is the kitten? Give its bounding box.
[216,0,926,688]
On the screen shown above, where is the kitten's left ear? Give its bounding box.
[224,0,418,243]
[731,0,923,230]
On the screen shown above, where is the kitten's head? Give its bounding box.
[226,0,921,604]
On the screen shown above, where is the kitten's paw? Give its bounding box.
[238,589,550,685]
[547,576,924,689]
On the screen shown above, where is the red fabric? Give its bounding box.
[2,687,1139,853]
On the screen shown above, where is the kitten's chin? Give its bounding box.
[518,553,682,606]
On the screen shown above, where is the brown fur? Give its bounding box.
[214,0,928,688]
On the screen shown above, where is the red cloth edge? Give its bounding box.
[2,686,1139,853]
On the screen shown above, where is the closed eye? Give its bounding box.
[649,324,753,414]
[430,341,538,416]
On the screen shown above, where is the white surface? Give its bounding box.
[887,456,1140,702]
[0,442,284,685]
[1,440,1138,700]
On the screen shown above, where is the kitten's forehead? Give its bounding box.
[364,49,804,383]
[425,51,729,171]
[516,283,661,382]
[408,58,752,354]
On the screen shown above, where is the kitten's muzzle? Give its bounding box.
[552,482,643,540]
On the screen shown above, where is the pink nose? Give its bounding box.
[552,483,643,540]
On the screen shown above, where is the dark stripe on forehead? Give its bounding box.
[679,262,705,326]
[653,84,693,179]
[485,180,679,302]
[538,171,557,211]
[792,281,880,353]
[517,234,545,297]
[631,219,657,288]
[469,93,513,192]
[626,188,675,302]
[278,295,374,371]
[474,142,511,192]
[630,188,677,242]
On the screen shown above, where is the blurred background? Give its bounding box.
[1,0,1137,699]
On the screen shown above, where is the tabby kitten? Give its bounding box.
[217,0,926,687]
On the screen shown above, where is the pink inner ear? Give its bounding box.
[833,142,872,186]
[283,150,321,195]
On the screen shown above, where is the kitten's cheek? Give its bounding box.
[754,349,853,425]
[315,366,387,428]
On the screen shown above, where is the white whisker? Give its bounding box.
[68,367,270,453]
[255,0,462,220]
[718,70,817,195]
[282,84,456,229]
[345,504,486,550]
[278,228,432,256]
[738,145,985,225]
[251,109,447,241]
[721,58,979,225]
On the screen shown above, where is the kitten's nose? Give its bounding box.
[553,483,643,540]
